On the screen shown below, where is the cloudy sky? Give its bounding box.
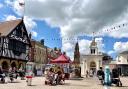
[0,0,128,60]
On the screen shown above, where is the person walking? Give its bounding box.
[0,67,4,78]
[12,67,18,79]
[0,66,4,76]
[97,67,104,84]
[86,70,89,78]
[19,68,25,80]
[89,69,93,77]
[0,66,5,83]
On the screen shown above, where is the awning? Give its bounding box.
[50,54,71,63]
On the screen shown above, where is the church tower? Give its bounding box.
[74,42,80,64]
[73,42,81,77]
[90,37,98,55]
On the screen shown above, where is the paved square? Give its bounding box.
[0,77,128,89]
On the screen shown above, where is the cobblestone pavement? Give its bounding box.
[0,76,128,89]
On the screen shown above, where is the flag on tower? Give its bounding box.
[19,1,25,6]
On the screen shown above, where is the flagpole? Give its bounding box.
[19,1,32,36]
[19,1,25,20]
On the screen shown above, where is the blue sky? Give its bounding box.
[32,20,62,48]
[0,0,62,48]
[0,0,128,60]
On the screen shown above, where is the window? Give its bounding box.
[16,28,22,37]
[9,39,26,56]
[91,49,95,54]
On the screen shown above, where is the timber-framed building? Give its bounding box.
[0,19,31,72]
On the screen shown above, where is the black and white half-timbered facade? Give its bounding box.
[0,19,31,71]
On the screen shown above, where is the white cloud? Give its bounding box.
[5,15,37,37]
[102,18,128,38]
[98,7,128,38]
[79,39,91,55]
[62,42,74,52]
[5,15,36,31]
[61,37,76,60]
[31,31,37,37]
[108,41,128,55]
[14,0,24,16]
[4,0,37,37]
[23,0,128,59]
[24,0,128,38]
[5,0,13,5]
[23,16,37,31]
[5,0,25,16]
[5,15,17,21]
[108,50,115,55]
[95,37,105,52]
[114,42,128,52]
[0,3,3,8]
[113,41,128,53]
[7,0,128,58]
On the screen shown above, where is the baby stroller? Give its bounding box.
[111,78,122,86]
[111,68,122,87]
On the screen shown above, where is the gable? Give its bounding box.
[0,19,22,36]
[7,20,31,45]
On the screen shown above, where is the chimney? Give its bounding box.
[40,39,44,46]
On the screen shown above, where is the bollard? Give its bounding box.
[26,76,32,86]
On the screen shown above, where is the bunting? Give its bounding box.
[38,23,128,40]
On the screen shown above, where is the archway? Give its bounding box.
[11,62,16,68]
[90,61,96,72]
[2,61,9,70]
